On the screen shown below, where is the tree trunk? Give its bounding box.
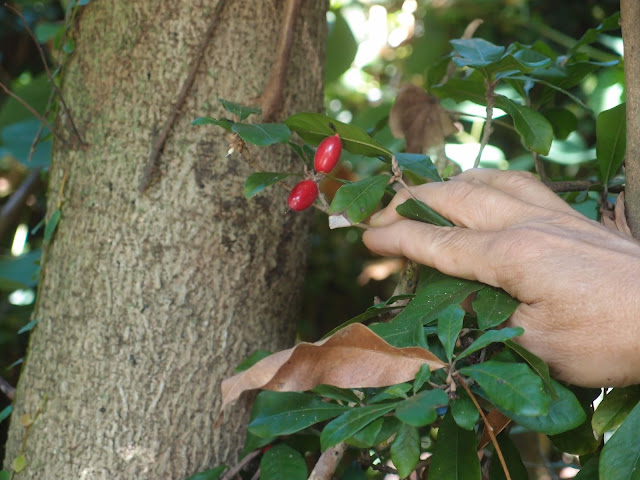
[4,0,327,477]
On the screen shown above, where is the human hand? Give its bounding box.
[362,169,640,387]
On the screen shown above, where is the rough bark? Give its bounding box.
[4,0,327,478]
[621,0,640,239]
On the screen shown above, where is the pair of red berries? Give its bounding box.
[287,133,342,212]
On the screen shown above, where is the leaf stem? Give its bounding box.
[474,80,497,169]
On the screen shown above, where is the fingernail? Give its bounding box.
[369,210,384,227]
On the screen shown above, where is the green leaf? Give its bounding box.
[320,403,398,450]
[456,328,523,362]
[218,99,261,121]
[12,454,26,473]
[429,411,481,480]
[374,416,402,446]
[396,199,454,227]
[500,97,553,155]
[488,432,528,480]
[285,112,392,159]
[191,116,234,131]
[232,123,291,146]
[44,209,61,244]
[395,389,449,427]
[0,250,41,291]
[460,361,550,417]
[592,387,640,435]
[323,305,401,339]
[394,153,442,182]
[413,363,431,394]
[185,465,227,480]
[599,400,640,479]
[260,444,307,480]
[345,418,384,448]
[329,175,388,225]
[498,379,586,435]
[432,72,487,106]
[17,318,38,335]
[243,172,290,198]
[451,392,478,430]
[234,350,271,372]
[248,391,348,438]
[390,424,421,479]
[571,12,621,52]
[597,103,626,184]
[369,383,412,404]
[370,315,428,349]
[325,9,357,84]
[392,273,483,327]
[473,286,520,330]
[313,385,361,404]
[0,405,12,423]
[543,107,579,140]
[0,470,10,480]
[505,340,556,398]
[575,457,599,480]
[437,305,465,362]
[1,119,51,168]
[550,419,601,456]
[450,38,505,69]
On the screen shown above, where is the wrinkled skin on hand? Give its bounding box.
[363,169,640,387]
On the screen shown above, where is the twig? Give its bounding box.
[455,374,511,480]
[0,81,69,147]
[220,450,261,480]
[545,180,624,193]
[473,80,496,169]
[0,168,43,239]
[308,441,347,480]
[139,0,229,193]
[533,153,547,182]
[5,3,85,146]
[258,0,302,122]
[0,376,15,401]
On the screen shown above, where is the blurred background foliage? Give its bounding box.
[0,0,623,470]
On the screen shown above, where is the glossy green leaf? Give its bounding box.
[392,273,483,327]
[460,361,550,417]
[0,250,41,291]
[285,112,392,159]
[232,123,291,146]
[243,172,290,198]
[597,102,626,184]
[505,340,556,397]
[234,350,271,372]
[186,465,227,480]
[320,403,397,450]
[329,175,388,225]
[394,153,442,182]
[500,97,553,155]
[543,107,579,140]
[451,392,478,430]
[574,457,599,480]
[325,10,357,84]
[248,391,348,438]
[396,199,454,227]
[473,286,520,330]
[370,314,428,349]
[374,416,402,446]
[191,116,234,131]
[413,363,431,394]
[395,389,449,427]
[391,424,421,479]
[44,209,61,244]
[0,405,12,423]
[592,387,640,435]
[485,44,552,78]
[260,444,307,480]
[456,328,524,362]
[430,411,481,480]
[450,38,505,68]
[571,12,621,52]
[369,383,412,404]
[437,305,465,362]
[499,379,586,435]
[313,385,361,404]
[218,99,261,121]
[488,432,528,480]
[599,401,640,479]
[345,418,384,448]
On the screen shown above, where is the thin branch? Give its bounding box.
[220,450,261,480]
[456,374,511,480]
[308,441,347,480]
[0,376,15,401]
[473,80,496,169]
[533,153,547,183]
[545,180,624,193]
[139,0,229,193]
[0,81,69,147]
[5,3,85,145]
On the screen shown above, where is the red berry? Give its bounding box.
[287,179,318,211]
[314,134,342,174]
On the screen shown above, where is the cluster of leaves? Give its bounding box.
[190,11,638,479]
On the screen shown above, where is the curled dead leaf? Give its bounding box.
[220,323,446,412]
[600,191,632,237]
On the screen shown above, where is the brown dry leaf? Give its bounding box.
[220,323,447,412]
[600,191,632,237]
[478,409,512,449]
[389,84,457,154]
